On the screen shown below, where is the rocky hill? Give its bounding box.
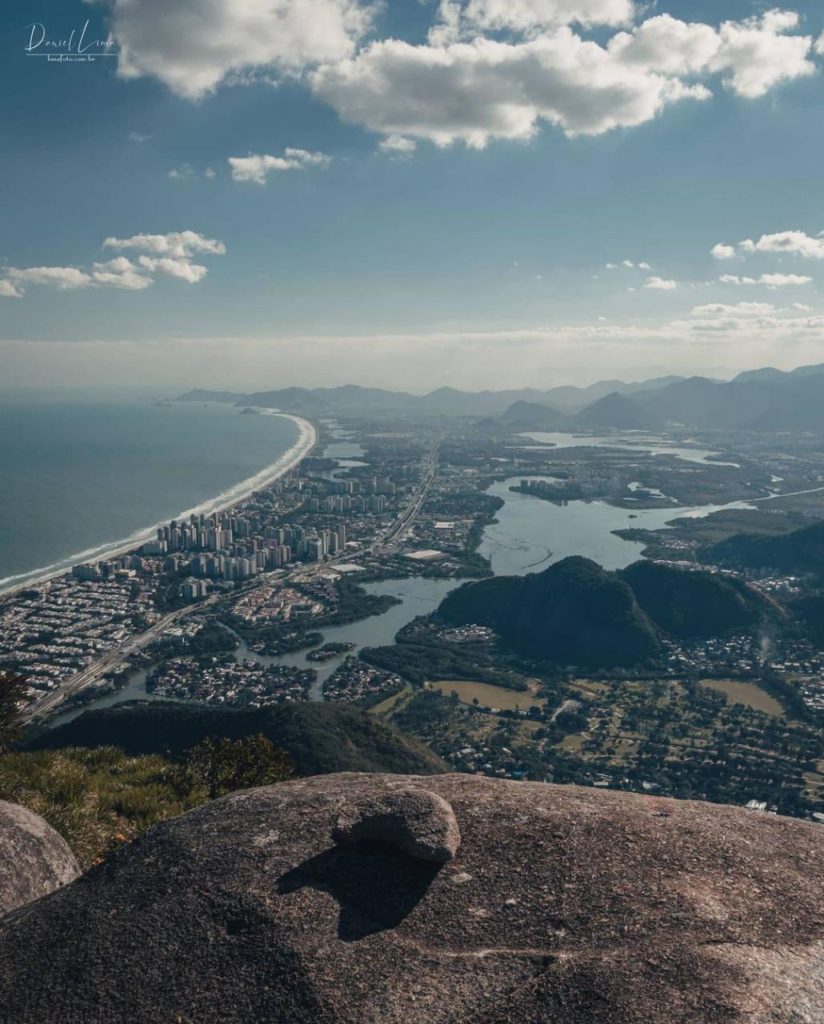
[1,773,822,1023]
[27,701,446,777]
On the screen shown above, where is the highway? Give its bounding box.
[22,442,440,725]
[21,600,215,725]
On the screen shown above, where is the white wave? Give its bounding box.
[0,412,316,597]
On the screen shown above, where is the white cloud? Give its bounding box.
[691,301,776,317]
[228,149,331,184]
[378,134,417,155]
[643,275,677,290]
[102,231,226,258]
[793,302,813,312]
[741,230,824,260]
[127,131,151,143]
[0,280,24,298]
[760,272,814,287]
[311,34,710,147]
[6,266,93,290]
[1,232,225,297]
[817,32,824,56]
[609,11,816,99]
[712,10,815,99]
[606,259,651,270]
[168,164,195,182]
[90,0,376,99]
[711,243,736,260]
[433,0,635,39]
[136,256,209,283]
[720,272,812,287]
[609,14,721,76]
[89,257,154,289]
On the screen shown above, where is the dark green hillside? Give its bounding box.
[436,556,661,669]
[703,520,824,575]
[27,701,446,777]
[619,561,770,639]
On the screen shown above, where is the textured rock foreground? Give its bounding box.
[0,799,79,917]
[1,774,823,1023]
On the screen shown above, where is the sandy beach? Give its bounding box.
[0,412,316,597]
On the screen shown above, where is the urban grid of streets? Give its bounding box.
[19,438,440,724]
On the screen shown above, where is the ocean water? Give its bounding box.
[0,397,299,589]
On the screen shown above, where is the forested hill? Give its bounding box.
[27,702,446,778]
[436,556,774,669]
[703,520,824,576]
[436,556,661,669]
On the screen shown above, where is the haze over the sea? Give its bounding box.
[0,394,299,587]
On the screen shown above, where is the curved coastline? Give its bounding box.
[0,412,316,598]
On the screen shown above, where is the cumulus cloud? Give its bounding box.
[168,164,216,182]
[102,230,226,258]
[0,279,24,298]
[89,0,376,99]
[1,231,224,297]
[311,8,818,148]
[711,243,737,260]
[378,134,417,155]
[610,11,816,98]
[432,0,635,40]
[89,257,154,289]
[6,266,94,290]
[228,149,331,184]
[691,301,776,317]
[311,33,711,146]
[643,276,677,290]
[87,0,821,152]
[714,230,824,262]
[135,256,208,283]
[720,272,812,287]
[606,259,651,270]
[741,230,824,259]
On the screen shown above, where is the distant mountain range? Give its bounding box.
[178,361,824,432]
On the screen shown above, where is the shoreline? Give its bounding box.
[0,411,317,598]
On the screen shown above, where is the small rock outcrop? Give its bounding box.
[332,787,460,863]
[1,774,823,1023]
[0,801,79,916]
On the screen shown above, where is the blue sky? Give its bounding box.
[2,0,824,391]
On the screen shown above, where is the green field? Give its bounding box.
[428,680,545,711]
[698,679,784,717]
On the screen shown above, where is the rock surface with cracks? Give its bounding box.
[332,787,460,863]
[0,773,823,1023]
[0,799,79,917]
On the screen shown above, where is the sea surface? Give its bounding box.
[0,396,299,589]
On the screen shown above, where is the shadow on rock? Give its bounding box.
[277,841,441,941]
